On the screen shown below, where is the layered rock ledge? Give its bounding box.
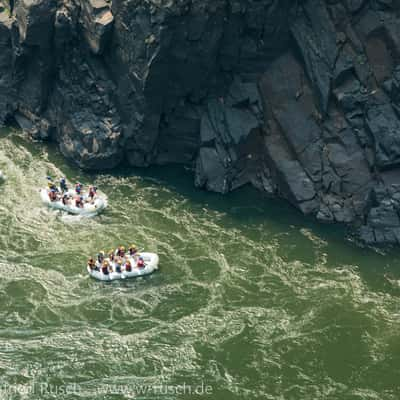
[1,0,400,245]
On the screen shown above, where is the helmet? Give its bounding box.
[130,244,136,249]
[80,196,83,199]
[118,259,122,264]
[99,251,105,255]
[121,246,125,251]
[46,176,52,180]
[104,261,109,266]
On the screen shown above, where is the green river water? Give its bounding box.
[0,127,400,399]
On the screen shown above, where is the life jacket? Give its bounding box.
[75,184,82,194]
[125,263,132,272]
[137,259,145,268]
[116,264,122,273]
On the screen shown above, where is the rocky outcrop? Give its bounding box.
[195,76,264,193]
[80,0,113,55]
[1,0,400,245]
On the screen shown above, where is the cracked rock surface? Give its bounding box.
[1,0,400,245]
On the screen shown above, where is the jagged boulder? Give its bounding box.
[265,138,319,215]
[366,103,400,169]
[58,111,122,169]
[290,0,337,114]
[195,76,264,193]
[80,0,113,54]
[16,0,56,46]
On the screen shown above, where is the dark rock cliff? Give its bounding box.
[1,0,400,245]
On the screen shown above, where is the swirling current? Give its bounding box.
[0,128,400,400]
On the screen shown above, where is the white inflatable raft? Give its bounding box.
[87,253,159,281]
[40,188,107,216]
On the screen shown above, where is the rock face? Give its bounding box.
[1,0,400,245]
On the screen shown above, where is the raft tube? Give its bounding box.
[88,253,159,281]
[40,188,107,216]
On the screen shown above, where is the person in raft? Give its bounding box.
[97,251,105,264]
[128,245,138,257]
[116,246,126,258]
[62,194,70,205]
[87,258,96,271]
[47,176,58,192]
[49,188,58,201]
[75,195,84,208]
[115,259,123,273]
[88,186,97,200]
[75,182,83,195]
[60,177,68,193]
[137,256,145,269]
[125,260,132,272]
[101,260,110,275]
